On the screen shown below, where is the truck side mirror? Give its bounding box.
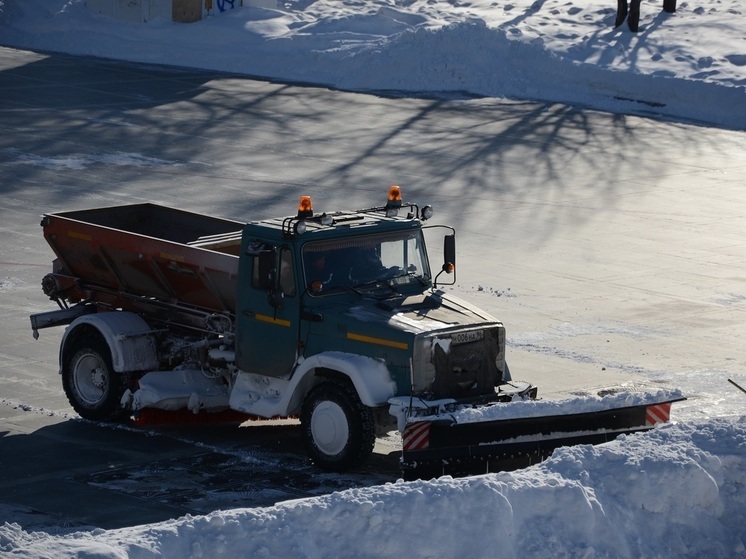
[433,233,456,287]
[443,234,456,273]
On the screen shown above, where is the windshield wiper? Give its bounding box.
[347,278,400,298]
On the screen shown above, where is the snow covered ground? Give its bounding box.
[1,0,745,557]
[1,0,745,129]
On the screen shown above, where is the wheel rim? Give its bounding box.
[72,352,108,406]
[310,401,349,456]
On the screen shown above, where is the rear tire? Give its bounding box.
[301,380,376,471]
[62,335,128,421]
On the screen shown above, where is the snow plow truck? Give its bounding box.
[30,187,683,479]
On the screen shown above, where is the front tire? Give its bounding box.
[300,380,376,471]
[62,336,128,421]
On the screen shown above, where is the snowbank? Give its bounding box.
[1,418,744,558]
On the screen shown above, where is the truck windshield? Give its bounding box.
[303,230,431,294]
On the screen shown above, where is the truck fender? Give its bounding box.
[293,351,397,408]
[229,352,397,418]
[59,311,159,374]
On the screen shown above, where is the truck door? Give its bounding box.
[235,243,300,377]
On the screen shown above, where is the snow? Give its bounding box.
[448,388,684,423]
[1,0,745,557]
[1,0,745,129]
[2,418,745,558]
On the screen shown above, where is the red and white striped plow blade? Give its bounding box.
[403,421,431,451]
[645,402,672,426]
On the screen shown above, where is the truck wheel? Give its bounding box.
[62,336,128,421]
[300,381,376,471]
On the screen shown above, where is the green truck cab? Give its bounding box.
[231,189,514,468]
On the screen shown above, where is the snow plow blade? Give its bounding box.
[400,392,685,480]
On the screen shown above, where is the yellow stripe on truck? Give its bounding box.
[347,332,408,350]
[68,231,92,241]
[255,313,292,328]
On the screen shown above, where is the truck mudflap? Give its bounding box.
[400,391,685,480]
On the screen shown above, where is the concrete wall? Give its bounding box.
[85,0,247,23]
[173,0,202,23]
[85,0,171,23]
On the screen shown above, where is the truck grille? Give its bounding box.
[414,326,504,400]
